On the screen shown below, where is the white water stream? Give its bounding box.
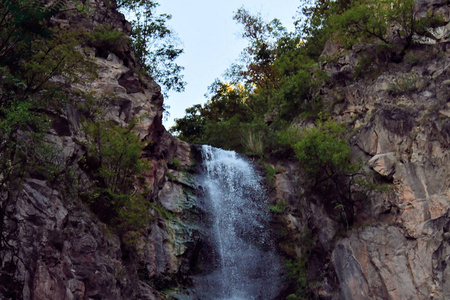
[193,145,283,300]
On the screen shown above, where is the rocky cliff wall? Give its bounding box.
[0,1,199,299]
[270,0,450,298]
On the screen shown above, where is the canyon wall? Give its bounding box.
[0,1,198,299]
[270,0,450,298]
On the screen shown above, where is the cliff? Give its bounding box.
[0,1,197,299]
[270,0,450,298]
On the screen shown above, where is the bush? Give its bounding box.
[292,120,357,181]
[280,118,364,227]
[81,117,151,234]
[331,0,444,60]
[88,25,131,57]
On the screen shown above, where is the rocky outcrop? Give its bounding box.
[270,0,450,299]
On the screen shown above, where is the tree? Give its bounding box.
[0,0,95,192]
[170,104,205,144]
[171,81,253,150]
[231,8,286,91]
[296,0,353,58]
[338,0,443,60]
[117,0,186,94]
[299,0,444,61]
[0,0,66,64]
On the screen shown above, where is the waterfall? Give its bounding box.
[193,145,283,300]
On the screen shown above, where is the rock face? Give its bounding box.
[0,1,199,299]
[269,1,450,299]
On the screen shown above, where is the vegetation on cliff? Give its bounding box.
[0,0,194,297]
[0,0,185,263]
[172,0,442,154]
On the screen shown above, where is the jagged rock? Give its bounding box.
[369,152,397,178]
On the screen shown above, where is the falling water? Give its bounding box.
[193,145,283,300]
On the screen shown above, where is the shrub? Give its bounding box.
[292,120,357,181]
[331,0,444,61]
[81,117,151,235]
[87,24,131,57]
[268,201,286,213]
[280,118,364,227]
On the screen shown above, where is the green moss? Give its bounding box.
[268,201,287,214]
[153,203,173,220]
[265,166,277,184]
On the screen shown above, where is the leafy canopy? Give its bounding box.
[117,0,185,94]
[0,0,95,191]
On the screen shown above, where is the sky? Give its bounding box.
[156,0,301,130]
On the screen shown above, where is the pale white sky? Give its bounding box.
[157,0,300,129]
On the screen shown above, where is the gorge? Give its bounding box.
[0,0,449,299]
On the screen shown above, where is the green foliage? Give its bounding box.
[82,118,150,195]
[171,81,253,151]
[265,165,276,184]
[170,104,205,144]
[283,230,315,299]
[171,158,180,167]
[153,203,173,219]
[118,0,185,94]
[117,193,152,232]
[81,117,151,233]
[297,0,353,58]
[268,201,286,213]
[280,118,366,227]
[291,119,356,180]
[232,8,286,90]
[326,0,442,60]
[299,0,444,62]
[0,0,95,193]
[0,0,66,63]
[88,24,131,56]
[171,12,328,156]
[174,0,445,154]
[286,258,309,299]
